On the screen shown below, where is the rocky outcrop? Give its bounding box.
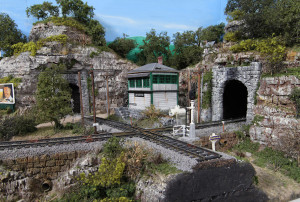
[0,24,137,114]
[224,20,245,34]
[250,76,300,146]
[29,22,91,45]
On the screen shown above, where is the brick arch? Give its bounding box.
[211,62,261,122]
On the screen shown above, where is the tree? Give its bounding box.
[0,13,27,57]
[56,0,95,24]
[108,35,137,58]
[86,19,106,46]
[26,1,59,20]
[36,64,72,129]
[137,29,172,66]
[225,0,300,46]
[200,23,225,43]
[172,28,203,69]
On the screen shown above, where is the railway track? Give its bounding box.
[92,117,222,161]
[0,117,245,161]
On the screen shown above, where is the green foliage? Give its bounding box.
[86,19,106,46]
[80,155,125,188]
[0,115,37,140]
[233,137,300,183]
[108,36,137,58]
[26,1,59,20]
[137,29,172,66]
[102,137,125,160]
[99,197,132,202]
[64,122,85,134]
[225,0,300,46]
[226,10,245,22]
[289,87,300,118]
[12,34,68,56]
[200,23,225,43]
[147,162,181,175]
[233,138,260,153]
[56,0,95,24]
[105,183,135,199]
[0,13,27,57]
[142,105,164,121]
[172,28,203,70]
[224,31,240,42]
[202,70,213,109]
[0,75,22,87]
[36,64,72,129]
[230,36,287,74]
[34,16,86,32]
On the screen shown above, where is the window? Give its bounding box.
[143,78,149,87]
[153,75,158,84]
[159,75,165,83]
[166,75,171,83]
[129,79,135,87]
[171,75,177,84]
[136,78,142,87]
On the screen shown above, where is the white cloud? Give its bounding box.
[97,13,197,31]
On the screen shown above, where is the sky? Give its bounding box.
[0,0,228,42]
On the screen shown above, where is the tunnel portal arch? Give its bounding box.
[69,83,80,113]
[223,80,248,120]
[211,62,262,122]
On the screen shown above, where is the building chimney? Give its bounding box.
[158,56,163,65]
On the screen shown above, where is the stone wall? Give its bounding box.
[212,62,262,122]
[0,151,89,201]
[250,76,300,146]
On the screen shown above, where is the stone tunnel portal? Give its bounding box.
[69,83,80,113]
[223,80,248,120]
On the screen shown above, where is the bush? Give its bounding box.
[0,115,37,140]
[142,105,164,121]
[289,87,300,118]
[12,35,68,56]
[224,31,241,42]
[102,137,125,159]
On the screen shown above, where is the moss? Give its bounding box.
[11,34,68,56]
[33,16,86,32]
[0,75,22,87]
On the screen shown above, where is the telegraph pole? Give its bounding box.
[197,66,204,123]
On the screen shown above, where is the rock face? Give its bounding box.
[0,24,137,114]
[211,62,262,122]
[29,22,91,45]
[250,76,300,147]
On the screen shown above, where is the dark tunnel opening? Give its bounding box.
[223,80,248,120]
[69,84,80,113]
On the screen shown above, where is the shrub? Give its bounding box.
[224,31,241,42]
[289,87,300,118]
[0,115,37,140]
[11,35,68,56]
[102,137,125,159]
[142,105,164,121]
[226,10,245,22]
[0,75,22,88]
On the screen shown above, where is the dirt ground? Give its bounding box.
[252,163,300,201]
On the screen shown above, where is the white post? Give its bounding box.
[189,100,195,139]
[209,133,221,151]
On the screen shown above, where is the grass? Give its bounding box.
[261,66,300,79]
[10,126,76,141]
[148,162,182,175]
[231,137,300,183]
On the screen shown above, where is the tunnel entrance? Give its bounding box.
[69,84,80,113]
[223,80,248,120]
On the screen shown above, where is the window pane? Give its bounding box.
[166,75,171,83]
[171,75,177,84]
[136,78,142,87]
[129,79,135,87]
[143,78,149,87]
[159,75,165,83]
[153,75,158,84]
